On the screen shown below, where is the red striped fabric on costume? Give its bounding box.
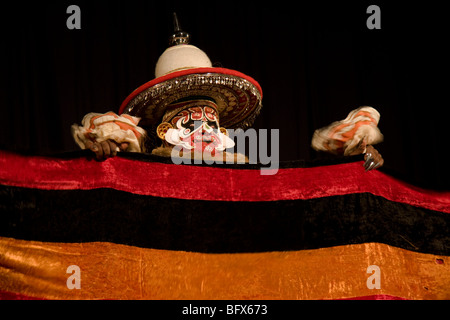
[311,107,384,156]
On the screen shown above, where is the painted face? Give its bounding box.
[171,106,219,138]
[163,103,234,155]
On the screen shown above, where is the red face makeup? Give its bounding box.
[162,100,234,156]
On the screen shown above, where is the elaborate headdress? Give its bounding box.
[118,13,263,130]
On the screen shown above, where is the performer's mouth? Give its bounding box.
[192,130,217,143]
[193,136,214,143]
[190,131,220,155]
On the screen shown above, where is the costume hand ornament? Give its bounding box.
[311,107,384,162]
[363,145,384,171]
[85,140,129,161]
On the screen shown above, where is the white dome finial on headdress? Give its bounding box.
[155,12,212,78]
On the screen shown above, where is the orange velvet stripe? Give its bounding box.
[1,237,448,300]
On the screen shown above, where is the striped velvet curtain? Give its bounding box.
[0,150,449,300]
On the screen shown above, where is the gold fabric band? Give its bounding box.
[1,237,448,300]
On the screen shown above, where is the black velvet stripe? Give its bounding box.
[1,185,449,255]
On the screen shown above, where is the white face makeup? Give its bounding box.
[163,104,235,155]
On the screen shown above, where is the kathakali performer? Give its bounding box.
[72,14,384,170]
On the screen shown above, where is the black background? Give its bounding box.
[0,0,448,189]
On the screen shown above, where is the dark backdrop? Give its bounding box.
[0,0,448,189]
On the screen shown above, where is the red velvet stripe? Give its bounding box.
[0,151,449,213]
[0,289,407,301]
[0,290,46,300]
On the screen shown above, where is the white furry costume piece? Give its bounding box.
[311,107,384,156]
[71,112,147,152]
